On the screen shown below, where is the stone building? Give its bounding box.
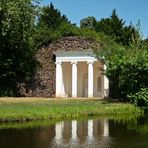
[21,36,109,98]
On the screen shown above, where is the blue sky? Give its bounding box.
[39,0,148,38]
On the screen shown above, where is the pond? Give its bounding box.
[0,114,147,148]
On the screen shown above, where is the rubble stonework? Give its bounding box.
[20,37,97,97]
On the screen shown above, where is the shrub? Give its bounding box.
[128,88,148,107]
[57,22,80,37]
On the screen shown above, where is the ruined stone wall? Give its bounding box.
[20,37,96,97]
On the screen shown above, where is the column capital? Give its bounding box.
[55,61,62,65]
[71,61,78,65]
[104,64,107,70]
[87,60,94,64]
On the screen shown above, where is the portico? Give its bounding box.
[54,50,109,98]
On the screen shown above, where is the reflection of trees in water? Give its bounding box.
[0,125,56,148]
[109,114,148,134]
[109,115,148,148]
[127,115,148,133]
[51,137,116,148]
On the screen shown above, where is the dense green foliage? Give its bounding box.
[38,3,69,29]
[80,16,97,30]
[96,25,148,106]
[0,0,37,96]
[128,88,148,107]
[80,9,138,46]
[96,9,137,46]
[33,3,79,48]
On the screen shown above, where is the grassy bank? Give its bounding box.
[0,97,143,122]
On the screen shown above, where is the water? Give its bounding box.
[0,115,147,148]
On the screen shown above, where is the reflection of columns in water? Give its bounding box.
[88,119,93,139]
[72,120,77,139]
[55,121,64,141]
[54,119,109,145]
[77,120,88,142]
[93,119,103,139]
[63,121,71,140]
[103,119,109,137]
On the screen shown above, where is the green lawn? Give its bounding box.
[0,97,143,122]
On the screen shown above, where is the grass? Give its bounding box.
[0,97,143,122]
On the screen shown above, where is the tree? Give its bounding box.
[96,9,137,46]
[80,16,97,30]
[33,3,71,48]
[37,3,69,29]
[95,24,148,106]
[0,0,37,96]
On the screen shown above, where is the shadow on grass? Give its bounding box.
[98,98,120,104]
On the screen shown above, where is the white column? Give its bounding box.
[88,119,93,139]
[87,61,94,98]
[72,120,77,139]
[55,122,64,141]
[103,119,109,137]
[71,61,77,97]
[56,61,62,97]
[56,61,65,97]
[104,65,109,98]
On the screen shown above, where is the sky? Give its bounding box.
[39,0,148,38]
